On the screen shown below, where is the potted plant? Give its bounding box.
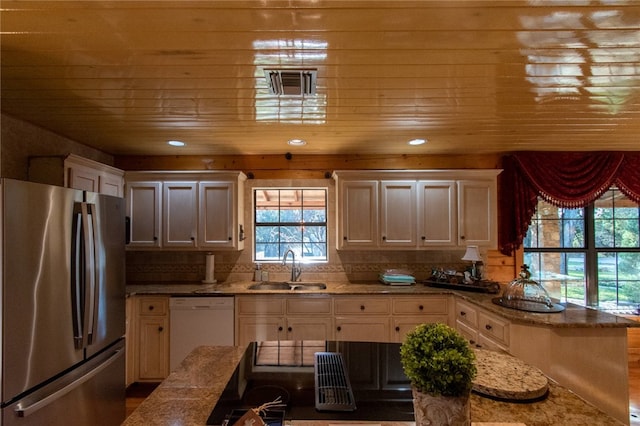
[400,323,477,426]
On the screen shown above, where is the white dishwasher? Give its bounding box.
[169,296,234,371]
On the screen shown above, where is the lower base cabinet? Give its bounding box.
[133,296,170,382]
[236,294,452,345]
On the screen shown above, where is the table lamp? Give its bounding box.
[461,245,482,280]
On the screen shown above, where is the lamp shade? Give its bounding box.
[461,245,482,262]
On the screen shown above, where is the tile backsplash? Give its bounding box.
[125,248,477,285]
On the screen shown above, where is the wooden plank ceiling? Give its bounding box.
[1,1,640,157]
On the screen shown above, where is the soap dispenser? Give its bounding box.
[254,263,262,282]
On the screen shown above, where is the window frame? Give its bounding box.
[523,187,640,311]
[253,187,328,263]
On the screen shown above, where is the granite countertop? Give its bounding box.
[126,281,639,329]
[121,345,625,426]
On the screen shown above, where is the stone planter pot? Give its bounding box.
[412,387,470,426]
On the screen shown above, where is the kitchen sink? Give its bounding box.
[247,282,327,291]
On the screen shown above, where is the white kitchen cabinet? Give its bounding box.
[333,170,501,250]
[235,296,333,347]
[334,296,391,342]
[454,298,509,351]
[418,180,457,247]
[125,171,246,250]
[336,180,379,249]
[28,153,125,196]
[134,296,170,381]
[390,295,451,342]
[199,181,241,249]
[126,181,162,248]
[163,182,197,248]
[380,181,417,247]
[457,179,498,248]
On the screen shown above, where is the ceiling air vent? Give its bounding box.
[264,69,317,96]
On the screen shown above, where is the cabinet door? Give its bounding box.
[99,173,124,197]
[338,180,379,249]
[126,182,161,247]
[163,182,197,248]
[380,181,416,247]
[199,182,235,248]
[334,316,391,342]
[67,165,99,192]
[418,180,456,247]
[457,180,497,248]
[286,317,333,340]
[137,316,169,380]
[236,317,284,348]
[392,315,448,342]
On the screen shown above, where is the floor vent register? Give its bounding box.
[314,352,357,412]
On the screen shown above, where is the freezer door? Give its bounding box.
[2,180,85,401]
[1,340,126,426]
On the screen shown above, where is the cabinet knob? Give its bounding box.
[148,305,154,311]
[421,236,426,240]
[343,236,347,240]
[382,236,386,241]
[395,326,400,332]
[419,305,424,311]
[190,236,195,241]
[360,305,365,311]
[288,327,292,332]
[461,235,466,240]
[460,311,466,316]
[337,326,342,332]
[278,326,283,332]
[470,340,476,345]
[485,324,492,331]
[228,236,232,241]
[158,326,163,332]
[153,236,158,241]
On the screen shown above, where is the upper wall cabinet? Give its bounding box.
[333,170,501,250]
[125,171,246,251]
[28,154,125,196]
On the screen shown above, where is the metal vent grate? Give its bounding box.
[264,69,317,96]
[314,352,356,412]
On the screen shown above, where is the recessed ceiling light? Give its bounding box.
[287,139,307,146]
[408,138,426,146]
[167,140,185,147]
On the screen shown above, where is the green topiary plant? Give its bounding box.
[400,323,477,397]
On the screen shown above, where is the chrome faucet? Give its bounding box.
[282,249,301,282]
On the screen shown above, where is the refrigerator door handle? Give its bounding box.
[81,202,98,346]
[14,348,124,418]
[71,203,84,350]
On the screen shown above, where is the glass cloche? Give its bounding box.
[493,265,565,313]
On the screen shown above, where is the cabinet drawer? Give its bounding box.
[479,311,509,347]
[454,300,478,328]
[236,296,285,315]
[392,296,448,315]
[138,296,168,316]
[334,297,390,314]
[286,297,332,315]
[456,320,479,346]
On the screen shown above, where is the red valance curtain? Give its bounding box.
[498,152,640,256]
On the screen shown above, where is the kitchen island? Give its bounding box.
[122,345,625,426]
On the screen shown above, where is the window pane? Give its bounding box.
[524,201,584,249]
[595,188,640,248]
[525,251,585,304]
[255,243,279,261]
[255,226,280,243]
[280,225,301,242]
[255,190,281,223]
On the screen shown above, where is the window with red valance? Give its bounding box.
[499,152,640,256]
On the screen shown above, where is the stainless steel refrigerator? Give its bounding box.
[0,179,126,426]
